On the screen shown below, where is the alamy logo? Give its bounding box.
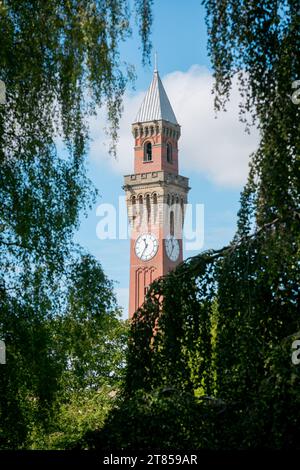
[0,80,6,105]
[291,339,300,365]
[291,80,300,105]
[96,197,205,250]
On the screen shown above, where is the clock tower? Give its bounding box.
[124,67,190,318]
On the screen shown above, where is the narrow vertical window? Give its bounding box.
[146,194,151,223]
[153,193,158,224]
[132,196,136,225]
[144,142,152,162]
[167,142,172,163]
[181,198,184,226]
[170,210,174,236]
[138,195,143,227]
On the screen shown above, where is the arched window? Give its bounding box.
[144,142,152,162]
[136,195,143,227]
[170,210,174,236]
[132,196,136,224]
[153,193,158,224]
[167,143,172,163]
[181,198,185,227]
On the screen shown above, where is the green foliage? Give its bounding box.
[91,217,300,449]
[55,253,129,391]
[30,302,129,450]
[30,387,115,450]
[91,0,300,449]
[0,0,153,279]
[203,0,300,224]
[0,278,64,448]
[37,307,129,450]
[78,389,220,450]
[0,0,152,449]
[0,251,128,449]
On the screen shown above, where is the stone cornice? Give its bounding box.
[124,171,189,191]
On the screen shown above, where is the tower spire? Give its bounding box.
[133,64,178,124]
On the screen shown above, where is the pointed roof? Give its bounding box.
[134,70,178,125]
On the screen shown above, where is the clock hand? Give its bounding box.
[141,238,148,256]
[170,237,174,255]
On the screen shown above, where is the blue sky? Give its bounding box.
[74,0,259,317]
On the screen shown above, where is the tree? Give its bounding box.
[0,249,129,449]
[0,0,153,448]
[55,253,128,394]
[202,0,300,446]
[203,0,300,225]
[29,253,129,450]
[91,1,300,449]
[0,0,153,283]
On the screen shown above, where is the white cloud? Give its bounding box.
[89,65,259,188]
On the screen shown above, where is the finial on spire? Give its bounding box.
[154,51,158,72]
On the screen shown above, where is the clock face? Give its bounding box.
[165,235,180,262]
[135,233,158,261]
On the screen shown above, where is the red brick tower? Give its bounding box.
[124,67,190,318]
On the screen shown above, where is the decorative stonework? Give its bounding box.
[132,120,181,141]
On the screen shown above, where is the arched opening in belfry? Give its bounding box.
[144,142,152,162]
[167,142,172,163]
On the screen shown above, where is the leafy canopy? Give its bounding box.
[0,0,153,449]
[96,0,300,450]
